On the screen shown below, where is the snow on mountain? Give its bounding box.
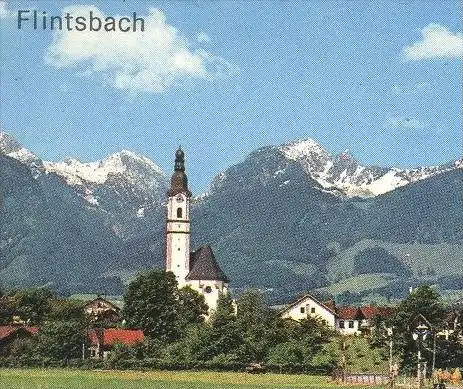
[42,150,168,209]
[43,150,164,186]
[1,131,168,213]
[279,138,461,197]
[0,131,41,166]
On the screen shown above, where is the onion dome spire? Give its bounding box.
[168,147,191,197]
[174,146,185,171]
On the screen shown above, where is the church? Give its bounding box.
[165,148,229,313]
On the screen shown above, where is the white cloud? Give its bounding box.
[45,6,235,94]
[403,23,463,60]
[384,116,426,130]
[196,32,211,43]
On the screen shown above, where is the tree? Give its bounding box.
[123,270,180,342]
[235,290,279,363]
[178,286,208,330]
[0,295,15,325]
[46,298,85,322]
[189,292,241,361]
[391,285,447,372]
[13,287,54,324]
[236,290,266,329]
[34,320,86,360]
[210,292,236,329]
[267,340,304,368]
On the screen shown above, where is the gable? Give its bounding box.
[84,298,121,312]
[281,294,336,320]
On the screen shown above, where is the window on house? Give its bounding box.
[349,321,354,328]
[177,207,182,218]
[300,307,305,314]
[311,307,316,314]
[339,320,345,329]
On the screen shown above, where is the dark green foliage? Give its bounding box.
[11,287,54,325]
[178,286,208,330]
[0,295,15,325]
[336,291,361,305]
[389,285,449,372]
[267,341,304,366]
[392,285,446,330]
[33,320,86,360]
[46,298,85,322]
[353,247,412,276]
[123,270,180,342]
[210,292,236,329]
[193,293,241,360]
[4,336,35,357]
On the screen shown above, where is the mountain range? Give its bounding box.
[1,130,462,304]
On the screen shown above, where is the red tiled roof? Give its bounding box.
[89,328,144,347]
[26,327,39,335]
[0,326,38,340]
[0,326,17,340]
[337,306,362,320]
[360,306,394,319]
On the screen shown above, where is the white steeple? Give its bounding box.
[165,147,191,287]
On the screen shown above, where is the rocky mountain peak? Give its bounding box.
[43,150,165,187]
[276,138,460,198]
[0,131,41,166]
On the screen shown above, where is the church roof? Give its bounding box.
[167,147,191,197]
[186,246,229,282]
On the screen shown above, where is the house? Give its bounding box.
[0,325,38,356]
[280,294,337,327]
[87,328,144,359]
[165,148,229,314]
[336,306,364,335]
[336,306,394,335]
[83,296,122,324]
[280,294,394,335]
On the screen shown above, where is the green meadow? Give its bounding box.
[0,369,386,389]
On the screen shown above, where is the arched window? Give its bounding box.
[177,207,183,218]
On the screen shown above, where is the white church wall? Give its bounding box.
[188,280,227,314]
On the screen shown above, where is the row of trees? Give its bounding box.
[370,285,463,372]
[1,272,462,374]
[121,270,338,372]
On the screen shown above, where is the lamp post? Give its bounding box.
[387,327,397,389]
[412,323,429,389]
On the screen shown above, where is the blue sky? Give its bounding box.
[1,1,462,193]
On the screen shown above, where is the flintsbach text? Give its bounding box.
[17,10,145,32]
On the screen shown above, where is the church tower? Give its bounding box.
[165,147,229,314]
[165,147,191,287]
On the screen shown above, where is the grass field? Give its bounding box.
[0,368,388,389]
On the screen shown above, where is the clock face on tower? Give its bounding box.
[176,195,184,202]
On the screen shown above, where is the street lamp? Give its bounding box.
[412,323,429,389]
[386,327,398,389]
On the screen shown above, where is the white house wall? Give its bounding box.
[336,319,361,335]
[281,297,336,327]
